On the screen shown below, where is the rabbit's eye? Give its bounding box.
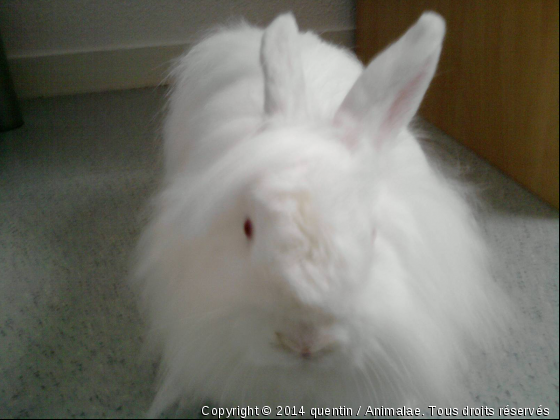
[244,218,253,239]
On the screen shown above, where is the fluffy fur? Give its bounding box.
[132,12,508,417]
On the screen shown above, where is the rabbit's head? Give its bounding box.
[221,12,447,366]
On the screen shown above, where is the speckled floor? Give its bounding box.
[0,88,558,419]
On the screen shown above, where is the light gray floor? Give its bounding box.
[0,88,558,419]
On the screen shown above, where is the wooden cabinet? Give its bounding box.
[357,0,559,208]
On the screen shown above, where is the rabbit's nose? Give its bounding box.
[275,331,336,359]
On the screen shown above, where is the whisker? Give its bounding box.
[357,361,379,407]
[381,340,424,401]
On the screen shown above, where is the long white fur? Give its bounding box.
[133,12,509,417]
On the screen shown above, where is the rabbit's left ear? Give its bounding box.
[334,12,445,149]
[261,13,307,120]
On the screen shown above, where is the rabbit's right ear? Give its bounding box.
[261,13,307,121]
[334,12,445,149]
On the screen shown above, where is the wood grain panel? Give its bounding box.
[357,0,559,208]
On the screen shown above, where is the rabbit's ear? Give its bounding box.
[261,13,307,120]
[334,12,445,149]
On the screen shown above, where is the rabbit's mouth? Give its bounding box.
[274,331,338,360]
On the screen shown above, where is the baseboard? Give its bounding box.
[8,29,354,99]
[8,44,187,99]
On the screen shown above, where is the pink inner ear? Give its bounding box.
[340,124,361,151]
[333,112,362,151]
[379,68,427,139]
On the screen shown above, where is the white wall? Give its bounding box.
[0,0,356,98]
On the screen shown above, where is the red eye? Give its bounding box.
[244,218,253,239]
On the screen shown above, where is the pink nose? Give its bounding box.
[275,331,335,359]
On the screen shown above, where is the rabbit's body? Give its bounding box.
[134,13,507,417]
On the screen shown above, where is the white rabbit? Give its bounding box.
[133,12,508,417]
